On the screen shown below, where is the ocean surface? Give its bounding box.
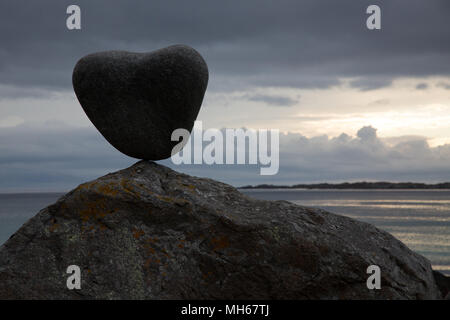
[241,189,450,275]
[0,190,449,275]
[0,193,63,245]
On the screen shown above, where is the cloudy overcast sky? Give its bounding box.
[1,0,450,191]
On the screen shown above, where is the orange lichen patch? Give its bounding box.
[180,183,196,193]
[49,223,60,232]
[76,181,98,192]
[137,183,154,195]
[146,237,159,243]
[96,182,119,197]
[120,178,140,198]
[156,194,191,206]
[143,241,157,257]
[133,229,145,239]
[177,239,186,248]
[78,198,116,222]
[76,183,89,191]
[155,195,175,202]
[161,249,170,258]
[211,236,230,251]
[143,255,161,270]
[144,256,161,267]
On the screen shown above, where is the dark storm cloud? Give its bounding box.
[416,83,428,90]
[349,77,393,91]
[244,93,299,107]
[0,0,449,92]
[0,123,134,192]
[0,85,59,100]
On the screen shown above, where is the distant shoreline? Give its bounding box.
[239,182,450,190]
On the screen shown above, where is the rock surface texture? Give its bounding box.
[0,161,443,299]
[433,271,450,299]
[72,45,208,160]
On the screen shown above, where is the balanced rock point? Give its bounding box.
[0,161,443,299]
[72,45,209,160]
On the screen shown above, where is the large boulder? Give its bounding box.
[0,161,442,299]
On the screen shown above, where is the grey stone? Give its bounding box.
[0,161,442,299]
[72,45,208,160]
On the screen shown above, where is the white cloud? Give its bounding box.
[163,125,450,186]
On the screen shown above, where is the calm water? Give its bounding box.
[241,189,450,275]
[0,193,63,245]
[1,191,449,275]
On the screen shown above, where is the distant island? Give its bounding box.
[239,182,450,190]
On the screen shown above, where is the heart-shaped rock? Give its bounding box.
[72,45,208,160]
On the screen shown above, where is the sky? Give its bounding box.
[1,0,450,191]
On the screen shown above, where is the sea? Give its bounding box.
[0,193,63,245]
[0,190,449,275]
